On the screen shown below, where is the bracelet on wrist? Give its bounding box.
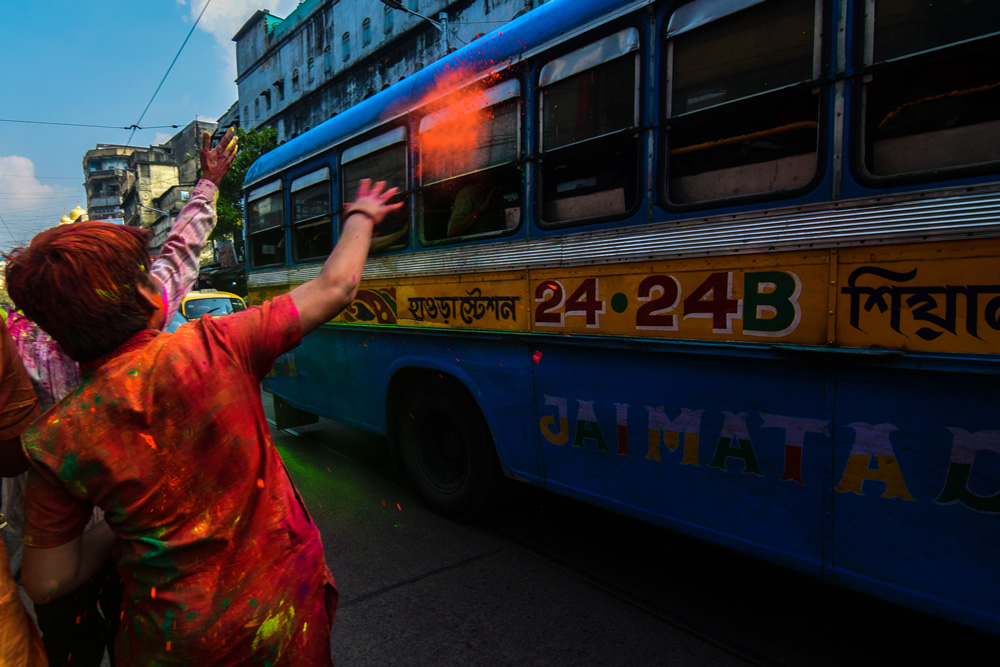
[344,208,376,224]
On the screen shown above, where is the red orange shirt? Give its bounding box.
[22,294,335,665]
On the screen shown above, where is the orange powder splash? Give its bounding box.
[411,68,503,183]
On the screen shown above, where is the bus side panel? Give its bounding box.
[286,325,545,482]
[270,327,355,426]
[264,352,303,407]
[532,342,830,575]
[831,367,1000,635]
[530,340,1000,633]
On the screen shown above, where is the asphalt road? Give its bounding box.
[265,398,754,666]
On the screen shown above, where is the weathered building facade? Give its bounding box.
[113,120,216,253]
[83,145,134,222]
[234,0,544,143]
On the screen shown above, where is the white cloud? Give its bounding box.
[154,132,174,145]
[0,156,80,251]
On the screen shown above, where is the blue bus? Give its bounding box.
[244,0,1000,636]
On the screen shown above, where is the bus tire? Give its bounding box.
[397,378,502,522]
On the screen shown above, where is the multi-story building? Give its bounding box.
[115,120,216,253]
[121,146,179,229]
[233,0,543,143]
[83,145,134,222]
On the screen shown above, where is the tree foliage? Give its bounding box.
[212,127,278,241]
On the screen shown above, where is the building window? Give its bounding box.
[274,79,284,102]
[362,18,372,47]
[384,6,394,33]
[292,69,300,93]
[342,32,350,61]
[263,90,271,111]
[254,98,260,119]
[243,105,249,122]
[308,58,315,82]
[324,46,332,72]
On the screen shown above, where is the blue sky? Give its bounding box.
[0,0,299,255]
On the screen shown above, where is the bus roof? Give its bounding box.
[243,0,647,189]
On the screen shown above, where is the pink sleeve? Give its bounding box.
[149,179,219,325]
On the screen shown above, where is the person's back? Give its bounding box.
[7,177,401,664]
[22,295,332,663]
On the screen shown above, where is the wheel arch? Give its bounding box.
[384,360,497,458]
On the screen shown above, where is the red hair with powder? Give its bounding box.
[5,222,157,363]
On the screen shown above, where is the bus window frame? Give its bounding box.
[416,76,525,246]
[290,166,334,263]
[246,179,287,269]
[536,25,644,229]
[850,0,1000,187]
[660,0,826,211]
[339,125,410,254]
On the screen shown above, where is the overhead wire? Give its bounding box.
[0,119,180,131]
[125,0,213,146]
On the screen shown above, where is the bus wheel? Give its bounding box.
[398,378,501,522]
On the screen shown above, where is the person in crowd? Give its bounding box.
[446,175,502,237]
[2,127,237,667]
[0,315,46,665]
[5,178,401,665]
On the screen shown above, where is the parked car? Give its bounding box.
[166,289,247,333]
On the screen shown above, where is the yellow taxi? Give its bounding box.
[166,289,247,332]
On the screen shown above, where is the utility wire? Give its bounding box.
[0,119,179,130]
[126,0,213,146]
[0,212,21,246]
[0,173,86,180]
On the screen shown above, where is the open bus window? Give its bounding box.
[418,80,522,242]
[665,0,820,205]
[341,127,409,253]
[858,0,1000,179]
[539,29,640,226]
[247,182,285,268]
[291,168,333,262]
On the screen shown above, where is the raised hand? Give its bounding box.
[343,179,403,226]
[201,127,238,187]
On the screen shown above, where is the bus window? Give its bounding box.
[858,0,1000,179]
[291,167,333,262]
[539,29,641,225]
[419,78,522,242]
[341,127,409,253]
[665,0,820,205]
[247,180,285,268]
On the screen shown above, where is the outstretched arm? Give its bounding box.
[22,521,115,604]
[150,128,239,324]
[290,180,402,336]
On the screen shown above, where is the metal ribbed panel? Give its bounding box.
[250,188,1000,287]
